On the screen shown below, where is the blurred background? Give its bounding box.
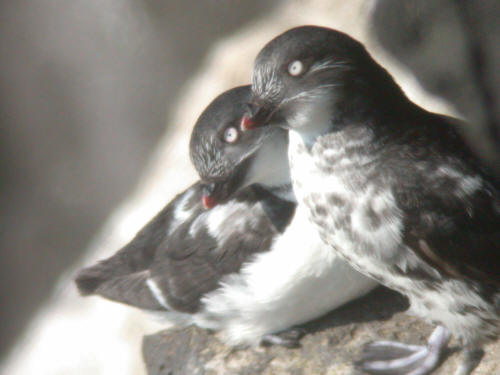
[0,0,277,359]
[1,1,499,374]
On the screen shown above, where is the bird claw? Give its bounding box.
[355,326,450,375]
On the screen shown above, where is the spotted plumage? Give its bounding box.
[244,25,500,375]
[76,85,376,347]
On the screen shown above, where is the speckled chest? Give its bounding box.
[287,129,405,284]
[287,129,500,337]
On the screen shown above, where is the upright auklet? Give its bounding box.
[242,25,500,375]
[76,85,376,347]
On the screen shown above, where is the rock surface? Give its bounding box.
[142,288,406,375]
[143,287,498,375]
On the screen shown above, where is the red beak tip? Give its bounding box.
[202,195,217,209]
[241,115,255,131]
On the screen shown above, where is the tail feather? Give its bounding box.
[75,265,167,311]
[75,265,107,295]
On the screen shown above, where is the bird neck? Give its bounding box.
[334,57,418,126]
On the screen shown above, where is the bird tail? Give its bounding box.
[75,257,167,311]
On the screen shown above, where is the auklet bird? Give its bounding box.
[76,85,376,347]
[242,26,500,375]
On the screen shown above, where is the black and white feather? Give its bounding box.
[246,26,500,375]
[76,183,284,314]
[76,85,377,346]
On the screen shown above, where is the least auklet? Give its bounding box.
[76,85,376,347]
[242,25,500,375]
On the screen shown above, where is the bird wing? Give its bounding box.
[399,181,500,285]
[74,182,203,310]
[390,116,500,287]
[149,187,285,313]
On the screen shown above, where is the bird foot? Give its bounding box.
[261,327,306,348]
[356,326,451,375]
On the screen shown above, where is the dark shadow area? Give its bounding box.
[298,286,408,336]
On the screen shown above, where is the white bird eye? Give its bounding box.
[223,127,238,143]
[288,60,304,76]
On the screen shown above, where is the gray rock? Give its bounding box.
[143,285,500,374]
[142,288,411,375]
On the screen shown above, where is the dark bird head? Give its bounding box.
[242,25,409,136]
[190,85,289,209]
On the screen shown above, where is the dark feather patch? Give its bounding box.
[76,182,296,314]
[75,182,203,308]
[251,184,296,232]
[150,187,292,313]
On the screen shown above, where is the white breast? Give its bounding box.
[194,204,377,346]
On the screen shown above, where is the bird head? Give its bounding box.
[242,26,405,136]
[190,85,290,209]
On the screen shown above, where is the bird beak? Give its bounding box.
[200,153,255,209]
[200,177,243,209]
[201,195,217,209]
[201,183,219,209]
[240,102,274,131]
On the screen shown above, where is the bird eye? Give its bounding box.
[223,127,239,143]
[288,60,304,76]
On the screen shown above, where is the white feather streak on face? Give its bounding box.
[193,133,229,179]
[252,62,283,102]
[309,59,352,74]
